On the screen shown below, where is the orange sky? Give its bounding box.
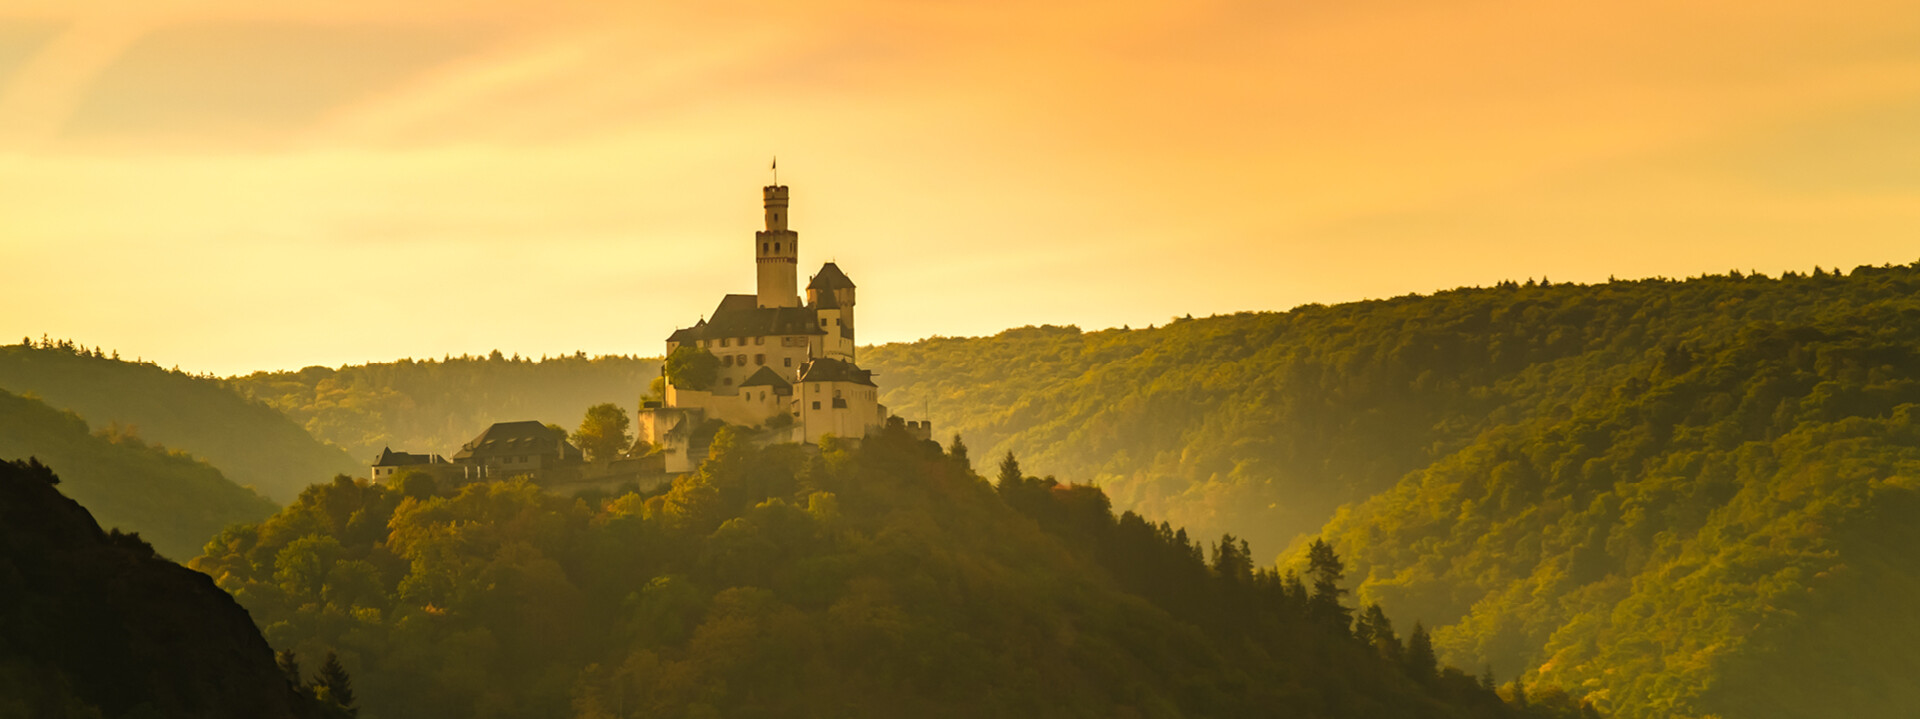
[3,0,1919,375]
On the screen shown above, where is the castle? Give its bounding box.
[636,184,928,472]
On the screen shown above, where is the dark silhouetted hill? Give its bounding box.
[0,457,335,718]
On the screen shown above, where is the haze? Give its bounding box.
[3,0,1918,376]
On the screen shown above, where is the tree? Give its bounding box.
[1356,604,1400,661]
[1405,622,1437,682]
[663,345,719,391]
[1211,533,1253,584]
[996,451,1022,492]
[315,651,358,717]
[1306,538,1351,632]
[948,434,969,465]
[277,649,302,687]
[573,403,634,464]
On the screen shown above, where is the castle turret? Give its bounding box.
[808,261,857,360]
[755,185,800,308]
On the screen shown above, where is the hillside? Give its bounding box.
[191,423,1589,719]
[861,263,1920,718]
[0,457,348,718]
[227,352,660,462]
[0,388,278,559]
[0,341,359,502]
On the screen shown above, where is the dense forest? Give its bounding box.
[190,421,1589,718]
[861,263,1920,718]
[0,340,359,502]
[1,457,352,718]
[228,352,660,462]
[0,388,277,559]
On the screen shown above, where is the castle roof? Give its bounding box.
[807,262,855,291]
[668,295,826,343]
[797,357,875,387]
[451,421,581,462]
[372,447,446,467]
[666,324,705,343]
[738,366,793,391]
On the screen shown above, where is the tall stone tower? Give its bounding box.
[755,185,800,308]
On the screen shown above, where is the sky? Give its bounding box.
[3,0,1919,376]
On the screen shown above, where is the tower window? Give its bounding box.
[762,243,768,253]
[774,242,781,252]
[812,401,821,410]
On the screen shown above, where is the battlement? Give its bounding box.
[763,185,790,201]
[903,419,934,441]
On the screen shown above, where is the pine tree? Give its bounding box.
[996,451,1022,492]
[276,649,302,687]
[948,434,969,465]
[316,651,357,716]
[1405,622,1437,682]
[1306,538,1352,632]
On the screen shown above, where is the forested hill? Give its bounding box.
[0,341,358,502]
[192,423,1590,718]
[0,388,277,559]
[228,352,659,461]
[864,263,1920,718]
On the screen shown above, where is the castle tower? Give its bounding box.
[755,185,800,308]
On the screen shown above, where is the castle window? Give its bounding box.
[754,336,764,346]
[812,401,821,410]
[784,357,792,367]
[723,377,734,386]
[755,354,765,365]
[737,354,747,364]
[762,243,768,252]
[774,242,781,252]
[721,338,730,348]
[722,355,734,367]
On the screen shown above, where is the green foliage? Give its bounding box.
[226,352,660,463]
[572,403,633,463]
[0,342,359,501]
[196,426,1561,718]
[663,345,718,392]
[866,264,1920,718]
[0,388,277,559]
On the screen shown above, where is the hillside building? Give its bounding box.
[369,447,452,483]
[449,420,584,481]
[638,184,930,472]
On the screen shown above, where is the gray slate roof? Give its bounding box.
[451,421,582,462]
[797,357,875,387]
[807,262,855,291]
[739,366,794,391]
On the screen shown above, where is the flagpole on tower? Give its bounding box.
[771,156,778,186]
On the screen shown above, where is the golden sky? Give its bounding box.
[3,0,1919,375]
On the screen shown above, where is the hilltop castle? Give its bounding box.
[637,184,928,471]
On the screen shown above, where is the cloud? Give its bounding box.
[60,22,496,148]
